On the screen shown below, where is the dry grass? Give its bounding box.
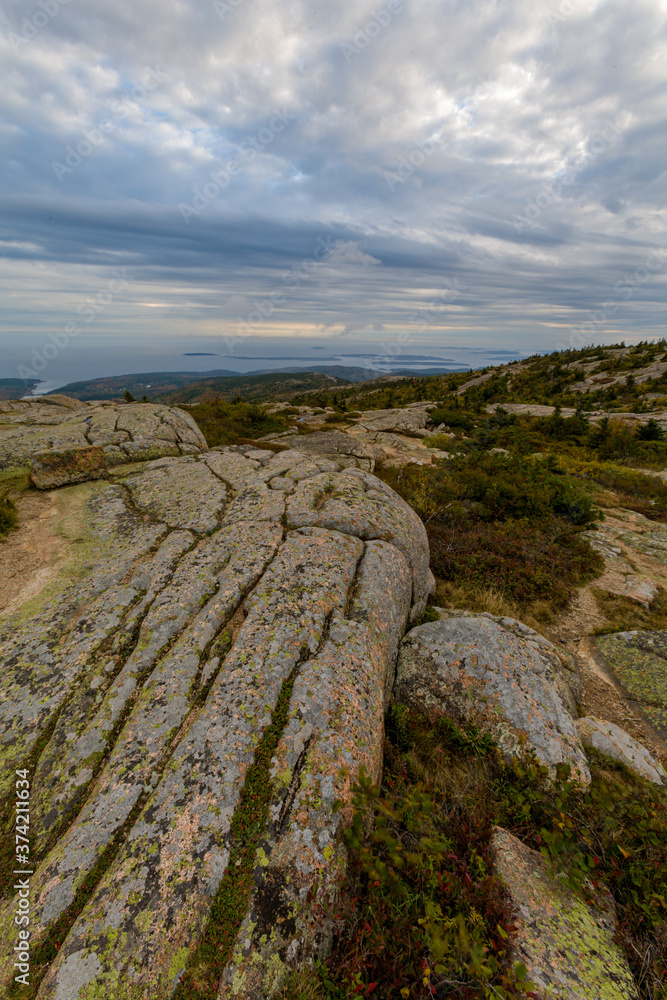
[434,580,557,630]
[280,968,326,1000]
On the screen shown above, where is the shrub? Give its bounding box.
[429,409,474,432]
[376,453,601,615]
[563,458,667,520]
[428,519,602,609]
[321,706,667,1000]
[186,399,289,446]
[0,495,17,539]
[378,452,598,527]
[321,709,530,1000]
[637,419,666,442]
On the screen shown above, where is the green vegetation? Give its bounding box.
[288,341,667,417]
[303,705,667,1000]
[593,589,667,634]
[184,398,291,446]
[0,493,16,539]
[377,452,603,621]
[0,467,30,540]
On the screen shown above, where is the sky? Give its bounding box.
[1,0,666,385]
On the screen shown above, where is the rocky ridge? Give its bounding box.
[1,395,666,999]
[0,397,207,474]
[0,441,430,998]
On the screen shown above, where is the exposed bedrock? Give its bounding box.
[0,446,428,999]
[396,611,591,783]
[0,397,208,474]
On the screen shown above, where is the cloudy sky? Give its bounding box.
[1,0,666,383]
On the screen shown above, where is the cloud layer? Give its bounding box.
[1,0,666,378]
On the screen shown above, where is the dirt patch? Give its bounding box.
[553,586,607,642]
[0,490,66,618]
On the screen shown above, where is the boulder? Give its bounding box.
[491,827,638,999]
[0,447,429,999]
[576,717,667,785]
[30,445,108,489]
[396,612,590,781]
[0,397,208,470]
[355,404,436,438]
[283,429,377,469]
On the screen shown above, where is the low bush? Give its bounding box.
[377,452,602,616]
[429,519,603,611]
[429,409,474,432]
[186,399,289,446]
[316,706,667,1000]
[378,452,598,527]
[0,495,17,539]
[561,458,667,521]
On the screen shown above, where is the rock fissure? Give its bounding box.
[1,410,660,1000]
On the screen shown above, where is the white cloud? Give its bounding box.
[0,0,665,376]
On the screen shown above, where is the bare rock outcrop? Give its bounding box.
[576,717,667,785]
[491,827,638,999]
[0,396,207,473]
[396,611,590,782]
[0,444,429,999]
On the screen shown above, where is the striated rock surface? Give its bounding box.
[0,443,429,999]
[491,827,638,999]
[582,508,667,608]
[576,717,667,785]
[396,612,590,781]
[0,396,207,470]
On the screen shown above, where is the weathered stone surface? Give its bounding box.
[396,614,590,781]
[0,448,429,999]
[491,827,638,999]
[220,541,414,997]
[286,429,375,462]
[16,522,285,954]
[0,483,169,802]
[594,630,667,740]
[30,445,109,489]
[429,609,583,715]
[286,467,431,618]
[576,717,667,785]
[0,397,207,470]
[355,404,436,437]
[582,509,667,607]
[123,456,227,532]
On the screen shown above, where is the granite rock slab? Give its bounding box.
[0,397,207,470]
[576,716,667,785]
[0,447,430,999]
[396,615,590,782]
[491,827,638,999]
